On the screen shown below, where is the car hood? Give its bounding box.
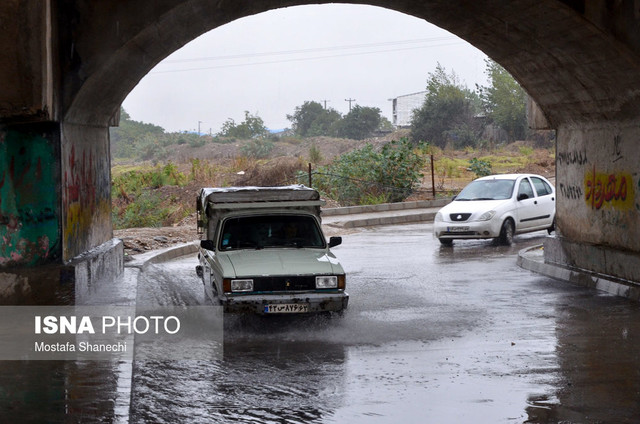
[440,199,511,219]
[222,248,343,278]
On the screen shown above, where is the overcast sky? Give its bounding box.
[122,4,489,134]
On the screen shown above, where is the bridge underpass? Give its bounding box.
[2,0,640,299]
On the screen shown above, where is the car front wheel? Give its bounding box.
[497,219,514,245]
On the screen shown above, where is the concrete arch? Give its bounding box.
[4,0,640,290]
[64,0,640,129]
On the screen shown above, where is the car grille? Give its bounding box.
[442,231,478,236]
[252,276,316,292]
[449,213,472,222]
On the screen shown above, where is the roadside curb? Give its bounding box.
[322,199,448,216]
[326,210,437,228]
[124,241,199,271]
[517,245,640,301]
[322,199,446,229]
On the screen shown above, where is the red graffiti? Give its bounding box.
[64,145,96,207]
[585,165,630,210]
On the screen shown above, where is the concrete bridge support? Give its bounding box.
[0,1,121,299]
[546,123,640,285]
[0,120,122,303]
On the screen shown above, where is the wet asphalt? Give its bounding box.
[128,223,640,423]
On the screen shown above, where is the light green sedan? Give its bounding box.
[197,211,348,314]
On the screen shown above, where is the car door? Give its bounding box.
[514,177,538,231]
[529,176,555,228]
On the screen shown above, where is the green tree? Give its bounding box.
[308,108,342,137]
[478,59,527,141]
[220,111,269,139]
[335,105,382,140]
[287,101,341,137]
[410,63,480,148]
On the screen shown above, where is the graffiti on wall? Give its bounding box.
[578,135,635,211]
[558,183,583,200]
[62,134,112,260]
[0,130,59,266]
[557,148,588,166]
[584,167,634,210]
[558,135,637,212]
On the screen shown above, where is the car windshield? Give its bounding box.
[455,179,516,201]
[219,215,325,250]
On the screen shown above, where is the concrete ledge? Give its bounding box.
[0,238,125,305]
[69,238,124,303]
[544,236,640,283]
[322,199,449,217]
[125,241,199,271]
[518,244,640,301]
[332,210,437,229]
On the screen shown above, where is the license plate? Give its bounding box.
[447,226,470,232]
[264,303,309,314]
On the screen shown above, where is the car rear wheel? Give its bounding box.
[438,238,453,246]
[547,217,556,234]
[497,219,514,245]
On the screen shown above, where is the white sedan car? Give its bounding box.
[433,174,555,245]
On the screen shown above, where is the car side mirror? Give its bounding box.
[328,236,342,248]
[517,193,529,201]
[200,240,216,251]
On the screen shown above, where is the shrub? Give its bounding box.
[313,138,426,205]
[112,162,186,200]
[468,157,492,177]
[113,191,168,228]
[240,139,274,158]
[309,143,323,164]
[189,136,207,148]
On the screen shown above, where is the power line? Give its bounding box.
[161,36,459,65]
[150,39,464,75]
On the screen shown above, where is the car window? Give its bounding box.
[530,177,552,196]
[456,179,515,201]
[220,215,325,250]
[518,178,535,199]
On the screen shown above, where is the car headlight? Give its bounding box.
[230,279,254,292]
[478,210,496,221]
[435,212,443,222]
[316,276,338,289]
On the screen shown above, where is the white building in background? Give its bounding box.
[389,91,427,127]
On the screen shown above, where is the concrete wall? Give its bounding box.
[548,122,640,281]
[0,124,61,267]
[0,0,56,122]
[61,124,112,261]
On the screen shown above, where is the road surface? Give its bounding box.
[130,223,640,423]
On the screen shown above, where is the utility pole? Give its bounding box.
[345,98,356,112]
[321,100,330,109]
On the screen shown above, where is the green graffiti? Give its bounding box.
[0,130,59,266]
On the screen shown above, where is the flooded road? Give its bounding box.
[131,224,640,423]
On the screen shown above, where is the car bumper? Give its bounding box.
[218,292,349,314]
[433,220,502,239]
